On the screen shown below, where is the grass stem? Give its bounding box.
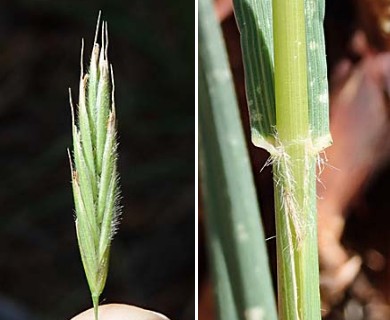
[92,295,99,320]
[272,0,321,318]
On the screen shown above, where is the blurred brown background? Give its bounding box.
[0,0,194,319]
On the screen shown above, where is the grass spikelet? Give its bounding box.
[69,12,120,320]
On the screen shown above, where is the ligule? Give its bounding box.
[69,12,119,320]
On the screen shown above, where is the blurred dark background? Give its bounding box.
[0,0,194,319]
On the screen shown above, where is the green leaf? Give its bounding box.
[233,0,275,150]
[305,0,332,149]
[199,0,278,319]
[233,0,331,151]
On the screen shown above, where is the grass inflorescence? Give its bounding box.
[69,12,120,320]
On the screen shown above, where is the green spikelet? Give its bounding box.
[69,12,120,320]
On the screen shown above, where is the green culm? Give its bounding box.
[233,0,331,318]
[68,12,120,320]
[201,0,330,318]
